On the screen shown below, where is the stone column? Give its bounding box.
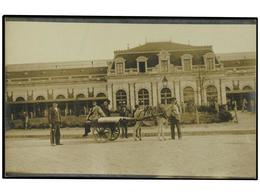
[107,84,113,110]
[220,79,227,105]
[175,80,181,104]
[152,81,158,106]
[216,81,221,105]
[196,79,202,106]
[129,83,135,109]
[203,87,207,105]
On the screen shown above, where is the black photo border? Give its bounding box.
[2,15,258,180]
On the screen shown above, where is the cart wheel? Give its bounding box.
[92,127,111,143]
[109,125,120,141]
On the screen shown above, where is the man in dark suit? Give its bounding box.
[48,103,62,146]
[119,104,129,138]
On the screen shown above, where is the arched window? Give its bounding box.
[243,86,253,91]
[116,90,127,109]
[56,95,66,99]
[15,97,25,102]
[161,88,172,104]
[225,87,231,92]
[206,85,218,105]
[183,86,195,104]
[96,93,106,97]
[138,89,149,106]
[76,94,85,99]
[36,96,45,101]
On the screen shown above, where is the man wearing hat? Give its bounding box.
[133,101,145,141]
[101,99,111,117]
[119,103,129,138]
[48,103,62,146]
[167,97,182,140]
[83,101,106,137]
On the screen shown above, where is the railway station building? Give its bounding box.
[5,41,256,119]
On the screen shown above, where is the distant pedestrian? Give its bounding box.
[242,98,247,112]
[22,112,29,130]
[167,97,182,140]
[214,100,219,113]
[101,99,111,116]
[48,103,62,146]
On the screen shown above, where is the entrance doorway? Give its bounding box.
[226,91,255,111]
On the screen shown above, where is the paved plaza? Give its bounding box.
[5,111,257,139]
[4,112,256,178]
[5,134,256,178]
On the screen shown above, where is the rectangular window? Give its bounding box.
[183,59,191,71]
[161,60,168,72]
[116,63,124,74]
[138,62,146,73]
[207,58,214,70]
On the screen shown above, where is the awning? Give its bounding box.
[6,96,108,105]
[226,90,256,94]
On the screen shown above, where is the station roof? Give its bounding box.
[113,41,214,69]
[115,41,212,53]
[6,66,108,79]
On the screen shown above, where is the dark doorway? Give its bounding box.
[226,92,255,111]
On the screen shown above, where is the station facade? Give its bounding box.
[5,41,256,119]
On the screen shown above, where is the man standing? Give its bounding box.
[133,103,145,141]
[22,111,29,130]
[48,103,62,146]
[167,97,182,140]
[242,98,247,112]
[101,99,111,117]
[119,105,129,138]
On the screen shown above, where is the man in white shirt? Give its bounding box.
[167,97,182,140]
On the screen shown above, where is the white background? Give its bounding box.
[0,0,259,194]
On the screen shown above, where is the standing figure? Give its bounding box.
[119,105,129,138]
[48,103,62,146]
[242,98,247,112]
[132,105,139,117]
[214,100,219,113]
[156,104,168,141]
[133,104,145,141]
[23,112,29,130]
[167,97,182,140]
[83,104,93,137]
[101,99,111,116]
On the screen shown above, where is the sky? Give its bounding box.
[5,21,256,65]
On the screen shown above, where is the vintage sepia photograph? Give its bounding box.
[3,16,257,179]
